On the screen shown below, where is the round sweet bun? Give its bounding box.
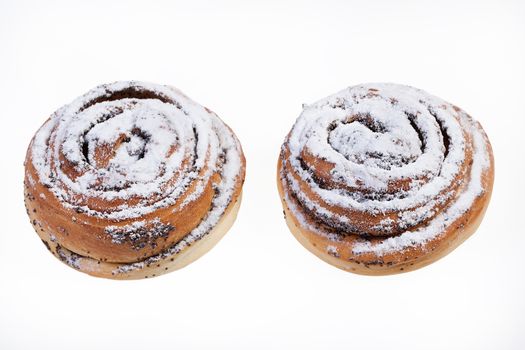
[277,83,494,275]
[24,81,246,279]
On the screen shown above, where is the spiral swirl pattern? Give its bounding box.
[279,83,493,270]
[25,81,245,277]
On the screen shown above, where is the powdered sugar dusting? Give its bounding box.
[280,83,491,256]
[30,81,242,223]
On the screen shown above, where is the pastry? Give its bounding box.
[277,83,494,275]
[24,81,246,279]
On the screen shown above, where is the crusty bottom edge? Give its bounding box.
[277,164,491,276]
[29,192,242,280]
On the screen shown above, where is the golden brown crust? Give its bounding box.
[25,189,243,280]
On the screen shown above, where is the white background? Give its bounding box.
[1,0,524,349]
